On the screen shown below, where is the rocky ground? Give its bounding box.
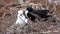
[5,14,60,34]
[0,7,60,34]
[0,0,60,34]
[0,5,60,34]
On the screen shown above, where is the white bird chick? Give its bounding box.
[15,10,28,27]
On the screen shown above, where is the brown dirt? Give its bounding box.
[55,5,60,15]
[0,0,60,34]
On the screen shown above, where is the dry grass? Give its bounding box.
[0,1,60,34]
[5,14,60,34]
